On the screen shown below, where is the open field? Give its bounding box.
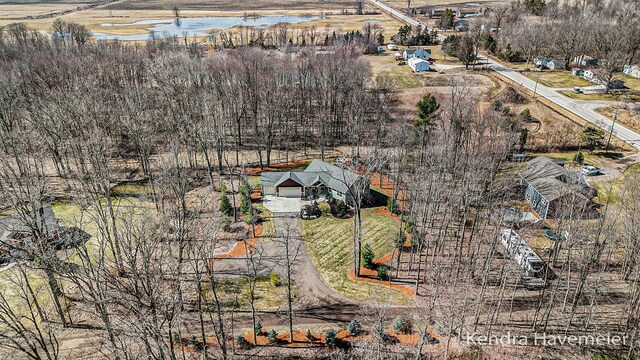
[523,71,592,88]
[0,8,403,42]
[596,106,640,135]
[301,205,409,304]
[112,0,356,11]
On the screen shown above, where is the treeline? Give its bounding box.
[0,23,399,358]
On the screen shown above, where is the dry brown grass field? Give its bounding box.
[0,1,404,42]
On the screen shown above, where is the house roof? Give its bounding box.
[0,207,59,244]
[521,156,593,202]
[261,159,363,194]
[409,57,429,66]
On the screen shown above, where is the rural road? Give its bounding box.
[367,0,640,150]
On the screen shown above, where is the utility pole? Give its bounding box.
[533,73,540,100]
[605,108,618,153]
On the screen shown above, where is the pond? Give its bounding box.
[92,15,322,41]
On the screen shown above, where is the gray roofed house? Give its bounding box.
[261,159,370,205]
[0,207,90,265]
[520,156,596,219]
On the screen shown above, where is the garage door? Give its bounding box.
[278,187,302,198]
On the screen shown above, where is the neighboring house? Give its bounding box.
[403,47,430,60]
[453,18,469,31]
[623,64,640,79]
[409,57,430,72]
[261,159,370,205]
[377,46,385,53]
[535,57,566,70]
[573,55,598,67]
[387,43,398,51]
[583,70,625,89]
[0,207,89,264]
[455,9,482,17]
[520,156,597,219]
[571,68,584,76]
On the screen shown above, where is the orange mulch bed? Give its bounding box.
[243,159,311,175]
[178,327,438,353]
[213,223,263,259]
[348,267,416,297]
[242,328,429,348]
[250,189,262,200]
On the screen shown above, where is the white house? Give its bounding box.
[387,43,398,50]
[535,57,565,70]
[583,70,625,89]
[403,48,430,60]
[623,64,640,79]
[409,57,430,72]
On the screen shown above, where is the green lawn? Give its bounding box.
[301,207,408,304]
[203,276,297,311]
[524,71,592,88]
[254,203,275,239]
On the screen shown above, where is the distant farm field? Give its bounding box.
[0,1,402,43]
[111,0,356,11]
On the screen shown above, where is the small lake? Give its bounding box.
[92,15,322,41]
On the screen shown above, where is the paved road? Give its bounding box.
[367,0,640,150]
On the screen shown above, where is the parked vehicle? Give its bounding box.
[581,165,600,176]
[573,86,582,93]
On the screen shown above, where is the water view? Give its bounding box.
[92,15,323,41]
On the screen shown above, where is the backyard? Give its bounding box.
[300,205,409,304]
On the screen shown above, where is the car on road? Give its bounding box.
[581,165,601,176]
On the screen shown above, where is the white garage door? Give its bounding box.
[278,187,302,198]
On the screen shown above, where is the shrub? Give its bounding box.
[269,270,282,287]
[335,200,347,216]
[188,335,198,347]
[373,321,386,342]
[254,321,263,335]
[520,108,532,123]
[362,243,375,269]
[306,328,314,341]
[267,329,278,343]
[377,265,389,281]
[239,179,252,215]
[235,335,253,349]
[220,216,231,232]
[219,183,231,215]
[393,316,413,334]
[348,319,361,336]
[574,151,585,165]
[490,99,503,112]
[387,196,399,214]
[325,329,337,347]
[396,231,407,249]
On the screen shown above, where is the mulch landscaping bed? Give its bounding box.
[243,159,311,175]
[212,223,263,259]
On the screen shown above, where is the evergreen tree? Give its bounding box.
[362,243,375,269]
[219,183,231,215]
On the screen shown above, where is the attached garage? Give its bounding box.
[278,187,302,198]
[262,185,276,196]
